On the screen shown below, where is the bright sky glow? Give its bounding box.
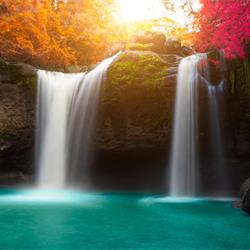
[116,0,166,22]
[169,0,202,27]
[116,0,201,27]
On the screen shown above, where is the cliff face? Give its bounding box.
[0,52,250,193]
[0,60,36,179]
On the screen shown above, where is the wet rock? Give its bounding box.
[165,38,182,55]
[98,50,175,151]
[240,178,250,213]
[131,31,167,54]
[181,46,195,56]
[0,59,36,175]
[207,49,223,85]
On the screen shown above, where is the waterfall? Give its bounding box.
[36,71,85,189]
[201,52,227,193]
[207,83,224,176]
[66,54,120,186]
[169,54,207,197]
[169,53,226,197]
[36,54,119,189]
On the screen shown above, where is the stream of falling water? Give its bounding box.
[36,54,119,189]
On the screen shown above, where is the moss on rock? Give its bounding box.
[126,43,154,52]
[108,51,168,87]
[0,58,37,92]
[99,51,175,150]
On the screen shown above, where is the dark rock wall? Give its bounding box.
[0,61,36,182]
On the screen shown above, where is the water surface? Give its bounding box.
[0,189,248,249]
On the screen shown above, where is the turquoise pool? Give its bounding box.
[0,189,249,249]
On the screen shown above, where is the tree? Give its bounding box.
[0,0,117,67]
[63,0,118,65]
[195,0,250,58]
[0,0,76,67]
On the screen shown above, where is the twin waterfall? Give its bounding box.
[36,54,119,189]
[169,54,225,197]
[35,51,225,196]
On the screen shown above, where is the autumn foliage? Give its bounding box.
[195,0,250,58]
[1,0,249,67]
[0,0,116,68]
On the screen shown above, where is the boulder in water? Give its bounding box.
[240,178,250,213]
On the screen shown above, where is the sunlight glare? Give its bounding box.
[169,0,202,26]
[116,0,166,22]
[116,0,202,28]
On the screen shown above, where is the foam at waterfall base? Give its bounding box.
[0,189,247,249]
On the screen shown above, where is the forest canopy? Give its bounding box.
[194,0,250,58]
[0,0,249,68]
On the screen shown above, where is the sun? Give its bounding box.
[116,0,166,22]
[115,0,202,28]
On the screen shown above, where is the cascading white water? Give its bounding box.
[197,55,224,171]
[169,52,227,196]
[66,53,120,186]
[36,53,119,189]
[201,52,227,192]
[207,83,224,171]
[36,71,85,189]
[169,54,207,197]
